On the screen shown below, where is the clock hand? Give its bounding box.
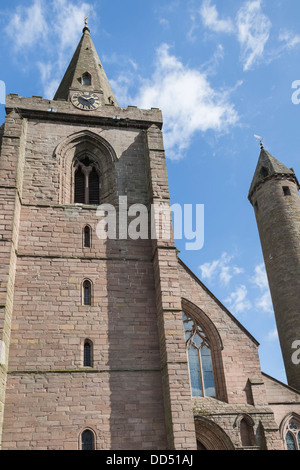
[80,97,92,104]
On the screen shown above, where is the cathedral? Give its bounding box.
[0,23,299,451]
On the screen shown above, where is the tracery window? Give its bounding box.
[182,312,216,398]
[74,156,100,205]
[284,417,300,450]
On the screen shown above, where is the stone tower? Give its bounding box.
[249,146,300,391]
[0,24,197,450]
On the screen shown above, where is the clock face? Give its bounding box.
[71,92,100,111]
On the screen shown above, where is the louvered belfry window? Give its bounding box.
[74,167,85,204]
[89,167,100,205]
[74,157,100,205]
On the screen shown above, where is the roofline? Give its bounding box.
[178,257,260,347]
[262,371,300,396]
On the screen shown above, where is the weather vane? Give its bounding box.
[84,14,90,27]
[254,134,264,149]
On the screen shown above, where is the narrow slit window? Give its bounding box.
[81,429,95,450]
[83,280,92,306]
[84,226,91,248]
[84,340,93,367]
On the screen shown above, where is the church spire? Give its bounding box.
[53,22,118,106]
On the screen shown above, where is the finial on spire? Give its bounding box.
[254,134,264,150]
[83,14,90,32]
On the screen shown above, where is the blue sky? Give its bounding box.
[1,0,300,384]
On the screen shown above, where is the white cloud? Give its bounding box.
[225,285,252,315]
[52,0,93,53]
[110,73,135,108]
[199,256,274,316]
[278,29,300,50]
[199,0,272,72]
[251,263,269,290]
[201,44,225,75]
[200,258,273,317]
[37,62,60,100]
[199,259,220,281]
[200,0,234,34]
[236,0,272,71]
[251,263,273,314]
[159,17,170,29]
[256,290,273,313]
[5,0,94,99]
[199,252,244,286]
[134,44,239,160]
[266,327,278,342]
[263,29,300,64]
[6,0,48,50]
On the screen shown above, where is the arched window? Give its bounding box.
[84,225,91,248]
[82,72,92,86]
[182,312,216,398]
[286,432,296,450]
[83,280,92,306]
[284,417,300,450]
[74,156,100,205]
[81,429,95,450]
[84,339,93,367]
[240,418,254,447]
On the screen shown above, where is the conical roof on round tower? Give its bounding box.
[248,146,299,203]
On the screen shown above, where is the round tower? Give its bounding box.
[249,146,300,391]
